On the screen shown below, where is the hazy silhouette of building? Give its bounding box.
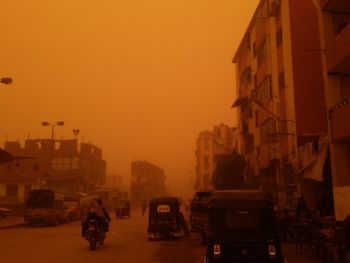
[232,0,328,207]
[194,124,238,191]
[130,161,166,206]
[0,139,106,205]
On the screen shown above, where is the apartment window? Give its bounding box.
[203,139,209,150]
[203,174,210,188]
[6,184,19,197]
[72,157,80,169]
[33,164,40,171]
[52,157,71,170]
[278,71,285,89]
[260,118,277,143]
[256,40,267,66]
[257,75,272,104]
[240,66,252,87]
[203,156,210,170]
[24,184,32,199]
[276,27,283,47]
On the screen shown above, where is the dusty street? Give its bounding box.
[0,212,205,263]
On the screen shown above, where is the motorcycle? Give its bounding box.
[86,219,106,250]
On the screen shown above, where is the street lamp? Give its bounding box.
[41,121,64,189]
[41,121,65,141]
[0,77,12,85]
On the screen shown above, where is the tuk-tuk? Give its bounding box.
[115,200,131,218]
[147,197,182,240]
[204,190,283,263]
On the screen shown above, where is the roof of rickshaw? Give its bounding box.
[149,196,180,204]
[208,190,273,209]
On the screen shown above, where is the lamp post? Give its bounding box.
[41,121,64,188]
[0,77,12,85]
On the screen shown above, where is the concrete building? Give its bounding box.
[194,124,238,191]
[232,0,329,207]
[130,161,166,206]
[313,0,350,220]
[0,139,106,206]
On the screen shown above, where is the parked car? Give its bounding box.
[0,207,11,218]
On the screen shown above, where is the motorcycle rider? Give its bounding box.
[81,198,110,237]
[96,199,111,233]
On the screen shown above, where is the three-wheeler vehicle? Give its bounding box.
[147,197,182,240]
[204,190,284,263]
[115,199,131,219]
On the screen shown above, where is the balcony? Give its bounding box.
[330,100,350,140]
[326,22,350,74]
[321,0,350,11]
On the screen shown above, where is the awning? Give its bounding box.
[299,137,328,182]
[231,96,249,108]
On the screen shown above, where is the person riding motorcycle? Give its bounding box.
[81,198,110,237]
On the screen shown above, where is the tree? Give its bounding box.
[212,151,247,190]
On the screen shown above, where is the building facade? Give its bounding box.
[130,161,166,206]
[0,139,106,205]
[315,0,350,219]
[232,0,329,207]
[194,124,238,191]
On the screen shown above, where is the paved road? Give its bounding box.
[0,212,205,263]
[0,211,322,263]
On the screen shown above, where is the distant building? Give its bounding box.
[130,161,166,206]
[0,139,106,205]
[194,124,238,191]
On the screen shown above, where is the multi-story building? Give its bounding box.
[194,124,238,191]
[232,0,329,207]
[130,161,166,206]
[314,0,350,220]
[0,139,106,206]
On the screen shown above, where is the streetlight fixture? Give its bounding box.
[41,121,65,141]
[41,121,65,189]
[0,77,13,85]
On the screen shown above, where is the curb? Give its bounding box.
[0,223,27,230]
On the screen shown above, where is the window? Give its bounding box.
[203,156,209,170]
[278,71,285,89]
[33,164,40,171]
[276,27,283,46]
[157,205,170,213]
[256,75,272,104]
[6,184,19,197]
[203,139,209,150]
[260,118,277,143]
[256,40,267,66]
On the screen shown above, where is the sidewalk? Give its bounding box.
[283,243,321,263]
[0,216,26,229]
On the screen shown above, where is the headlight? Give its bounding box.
[268,244,277,259]
[213,244,221,258]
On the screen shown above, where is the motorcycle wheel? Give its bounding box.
[89,232,97,250]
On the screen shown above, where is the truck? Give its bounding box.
[24,189,67,226]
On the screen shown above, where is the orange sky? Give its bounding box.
[0,0,259,197]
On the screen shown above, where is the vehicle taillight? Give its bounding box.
[213,244,221,258]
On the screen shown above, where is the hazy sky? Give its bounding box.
[0,0,258,197]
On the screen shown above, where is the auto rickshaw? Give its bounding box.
[204,190,284,263]
[147,197,182,240]
[115,200,131,219]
